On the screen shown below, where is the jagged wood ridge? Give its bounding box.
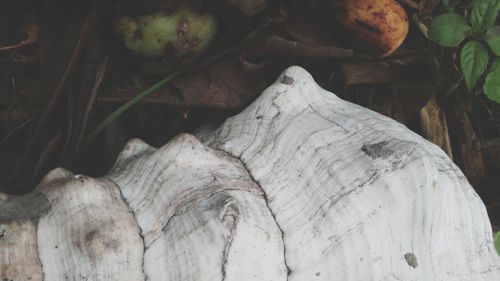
[1,66,499,281]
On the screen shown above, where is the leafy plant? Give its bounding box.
[429,0,500,103]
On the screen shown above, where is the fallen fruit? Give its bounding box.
[332,0,409,57]
[114,5,217,60]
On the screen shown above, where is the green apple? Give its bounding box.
[114,5,217,60]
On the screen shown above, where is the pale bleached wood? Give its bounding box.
[0,66,499,281]
[0,219,44,281]
[36,168,145,281]
[108,134,287,281]
[202,66,500,281]
[0,176,51,281]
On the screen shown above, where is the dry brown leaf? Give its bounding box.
[99,58,268,109]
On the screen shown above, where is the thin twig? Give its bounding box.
[443,74,464,98]
[0,119,34,150]
[7,77,17,110]
[62,83,75,153]
[32,131,63,184]
[75,56,109,153]
[8,2,98,182]
[190,18,274,73]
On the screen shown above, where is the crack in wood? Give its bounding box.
[106,178,148,281]
[220,199,239,281]
[35,219,46,281]
[211,147,291,280]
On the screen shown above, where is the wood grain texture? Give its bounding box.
[108,134,287,281]
[0,66,499,281]
[0,219,44,281]
[37,168,145,281]
[202,66,500,281]
[419,95,453,158]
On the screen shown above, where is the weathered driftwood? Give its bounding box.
[1,66,500,281]
[419,95,453,158]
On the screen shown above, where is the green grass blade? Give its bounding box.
[84,71,180,143]
[495,231,500,256]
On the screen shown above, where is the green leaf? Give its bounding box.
[471,0,500,33]
[486,26,500,55]
[429,13,471,47]
[460,40,490,91]
[495,231,500,256]
[484,58,500,103]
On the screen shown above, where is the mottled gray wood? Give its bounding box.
[0,219,44,281]
[202,66,500,281]
[1,66,499,281]
[108,134,286,281]
[36,168,145,281]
